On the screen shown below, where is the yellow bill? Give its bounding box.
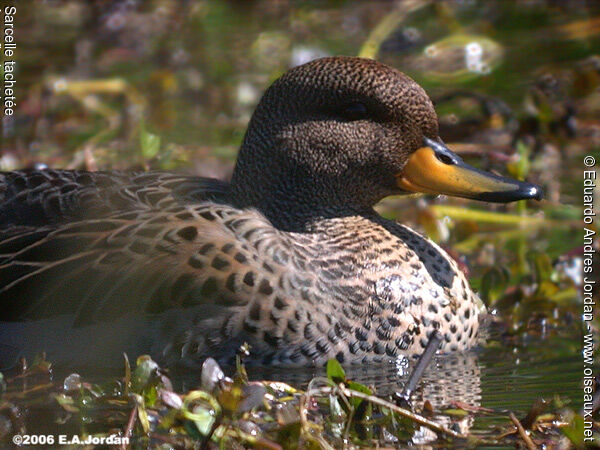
[396,138,542,203]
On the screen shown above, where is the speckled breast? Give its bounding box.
[176,209,484,367]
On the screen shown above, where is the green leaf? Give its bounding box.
[561,413,585,448]
[182,390,221,437]
[139,121,161,159]
[326,359,346,384]
[507,140,531,180]
[144,385,159,407]
[347,380,373,412]
[133,393,151,433]
[346,381,372,396]
[131,355,159,393]
[191,405,216,436]
[528,251,553,284]
[54,393,79,413]
[442,408,469,417]
[430,205,548,225]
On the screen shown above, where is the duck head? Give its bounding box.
[231,56,542,228]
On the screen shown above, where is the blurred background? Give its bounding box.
[4,0,600,178]
[1,0,599,443]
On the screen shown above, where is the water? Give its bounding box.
[3,324,579,446]
[243,324,581,440]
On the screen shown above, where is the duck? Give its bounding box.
[0,57,542,368]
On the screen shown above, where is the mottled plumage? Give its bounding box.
[0,57,539,367]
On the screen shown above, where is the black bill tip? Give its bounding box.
[525,183,544,201]
[475,181,544,203]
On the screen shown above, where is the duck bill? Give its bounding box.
[396,138,543,203]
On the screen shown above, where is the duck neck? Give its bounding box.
[231,170,371,232]
[230,144,377,232]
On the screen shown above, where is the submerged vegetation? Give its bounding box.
[1,0,599,447]
[0,353,588,448]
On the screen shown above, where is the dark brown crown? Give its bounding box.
[231,56,439,230]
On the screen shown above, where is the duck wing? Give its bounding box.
[0,170,240,324]
[0,170,230,226]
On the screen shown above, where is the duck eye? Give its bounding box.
[339,102,368,121]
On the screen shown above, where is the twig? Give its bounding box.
[397,330,442,404]
[298,393,336,450]
[334,386,465,439]
[358,0,430,59]
[9,383,55,399]
[430,205,550,225]
[342,393,356,442]
[121,403,137,450]
[304,379,464,440]
[509,412,537,450]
